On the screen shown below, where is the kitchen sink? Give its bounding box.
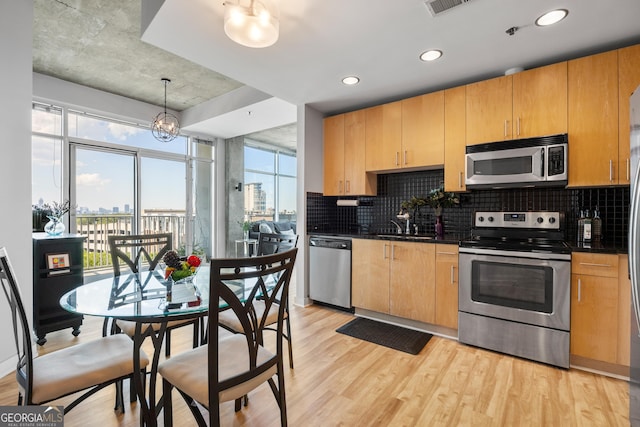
[375,234,434,241]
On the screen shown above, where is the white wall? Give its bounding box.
[0,0,33,376]
[294,104,323,307]
[33,72,179,126]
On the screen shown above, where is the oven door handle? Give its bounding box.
[458,246,571,261]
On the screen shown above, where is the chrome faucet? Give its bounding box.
[390,220,402,235]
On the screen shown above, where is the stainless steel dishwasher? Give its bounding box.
[309,236,352,310]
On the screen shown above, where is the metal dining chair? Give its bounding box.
[219,232,298,368]
[107,233,202,356]
[159,248,298,426]
[0,246,150,414]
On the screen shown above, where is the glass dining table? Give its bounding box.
[59,266,263,427]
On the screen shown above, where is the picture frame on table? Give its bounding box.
[46,252,71,275]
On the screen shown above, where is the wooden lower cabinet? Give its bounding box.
[389,242,435,323]
[352,239,459,328]
[352,239,390,313]
[570,252,629,368]
[435,245,459,329]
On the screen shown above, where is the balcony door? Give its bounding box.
[70,145,187,269]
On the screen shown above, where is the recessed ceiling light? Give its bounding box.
[342,76,360,85]
[535,9,568,26]
[420,49,443,62]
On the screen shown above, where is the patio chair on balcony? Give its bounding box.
[107,234,202,357]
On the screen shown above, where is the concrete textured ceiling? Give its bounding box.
[32,0,297,150]
[34,0,640,152]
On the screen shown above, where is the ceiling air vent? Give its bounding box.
[424,0,473,16]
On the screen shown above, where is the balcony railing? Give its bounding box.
[77,214,186,270]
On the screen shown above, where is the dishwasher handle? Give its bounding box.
[309,238,352,250]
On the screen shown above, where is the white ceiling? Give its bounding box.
[143,0,640,115]
[33,0,640,148]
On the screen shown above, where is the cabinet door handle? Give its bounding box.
[610,159,613,182]
[578,278,582,302]
[628,158,631,181]
[404,150,407,166]
[450,265,455,284]
[391,244,396,260]
[338,180,343,194]
[504,120,508,138]
[437,251,457,255]
[516,117,521,136]
[383,244,388,259]
[345,180,350,193]
[458,171,463,189]
[579,262,612,268]
[395,152,399,166]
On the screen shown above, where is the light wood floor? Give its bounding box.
[0,304,629,426]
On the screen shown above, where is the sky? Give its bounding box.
[32,108,295,214]
[32,108,189,212]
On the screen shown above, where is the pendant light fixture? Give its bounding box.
[151,78,180,142]
[223,0,279,48]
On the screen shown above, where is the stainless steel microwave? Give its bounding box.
[465,134,568,189]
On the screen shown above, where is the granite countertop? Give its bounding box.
[567,240,628,254]
[307,231,469,246]
[308,231,628,254]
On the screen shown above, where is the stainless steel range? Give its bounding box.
[458,211,571,368]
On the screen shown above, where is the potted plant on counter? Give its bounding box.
[425,185,460,237]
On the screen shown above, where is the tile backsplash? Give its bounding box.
[307,169,629,247]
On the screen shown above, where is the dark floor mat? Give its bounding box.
[336,317,432,355]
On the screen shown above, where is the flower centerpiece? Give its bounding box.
[425,185,460,216]
[162,250,202,282]
[35,200,75,235]
[425,185,460,237]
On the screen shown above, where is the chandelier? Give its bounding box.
[151,78,180,142]
[223,0,279,48]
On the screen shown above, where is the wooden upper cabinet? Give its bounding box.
[618,44,640,185]
[401,91,445,168]
[512,61,568,138]
[568,50,619,187]
[323,114,345,196]
[444,86,466,192]
[323,112,375,196]
[365,102,402,171]
[344,110,376,195]
[465,75,513,145]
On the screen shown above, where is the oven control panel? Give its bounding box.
[474,211,561,229]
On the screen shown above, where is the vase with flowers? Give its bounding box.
[238,220,251,240]
[37,200,74,236]
[425,185,460,238]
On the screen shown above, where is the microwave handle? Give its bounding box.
[541,148,545,178]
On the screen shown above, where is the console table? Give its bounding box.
[32,233,85,345]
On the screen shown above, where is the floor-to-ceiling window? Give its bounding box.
[32,102,215,269]
[243,142,296,223]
